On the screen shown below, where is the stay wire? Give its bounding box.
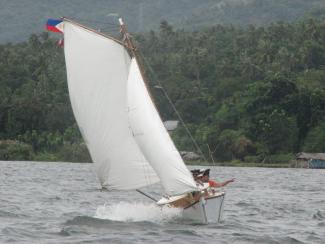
[73,17,119,27]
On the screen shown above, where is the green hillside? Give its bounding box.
[1,0,325,43]
[0,19,324,164]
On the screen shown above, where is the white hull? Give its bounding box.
[182,192,225,224]
[157,191,225,224]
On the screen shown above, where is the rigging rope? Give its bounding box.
[137,52,208,163]
[73,17,119,27]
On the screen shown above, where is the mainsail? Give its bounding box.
[63,20,159,190]
[61,19,198,196]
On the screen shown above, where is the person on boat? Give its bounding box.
[198,169,235,188]
[191,169,205,187]
[190,169,200,181]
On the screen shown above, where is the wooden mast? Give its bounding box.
[118,18,135,53]
[118,18,150,86]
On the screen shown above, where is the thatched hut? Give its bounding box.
[294,152,325,169]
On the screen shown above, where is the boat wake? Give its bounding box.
[94,201,182,223]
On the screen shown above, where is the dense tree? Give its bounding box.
[139,19,325,162]
[0,19,324,163]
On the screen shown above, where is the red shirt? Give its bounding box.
[208,180,218,187]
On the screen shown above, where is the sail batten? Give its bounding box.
[127,59,198,196]
[63,21,159,190]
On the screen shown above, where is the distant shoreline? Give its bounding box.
[185,160,290,168]
[0,159,291,168]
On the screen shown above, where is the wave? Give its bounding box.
[313,210,325,220]
[0,209,26,218]
[94,201,182,223]
[64,215,115,226]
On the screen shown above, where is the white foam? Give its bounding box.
[94,201,182,223]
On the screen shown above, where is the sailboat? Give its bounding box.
[46,17,225,224]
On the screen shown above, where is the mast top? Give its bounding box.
[118,18,124,26]
[118,18,136,54]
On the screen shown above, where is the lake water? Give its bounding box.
[0,161,324,243]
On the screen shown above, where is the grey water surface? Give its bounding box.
[0,161,324,244]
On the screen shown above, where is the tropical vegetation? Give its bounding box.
[0,18,324,165]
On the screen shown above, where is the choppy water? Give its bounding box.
[0,161,324,243]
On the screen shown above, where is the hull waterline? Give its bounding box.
[183,192,225,224]
[158,191,225,224]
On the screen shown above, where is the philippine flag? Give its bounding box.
[46,19,64,33]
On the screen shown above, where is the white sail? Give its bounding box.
[127,59,198,196]
[63,21,159,190]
